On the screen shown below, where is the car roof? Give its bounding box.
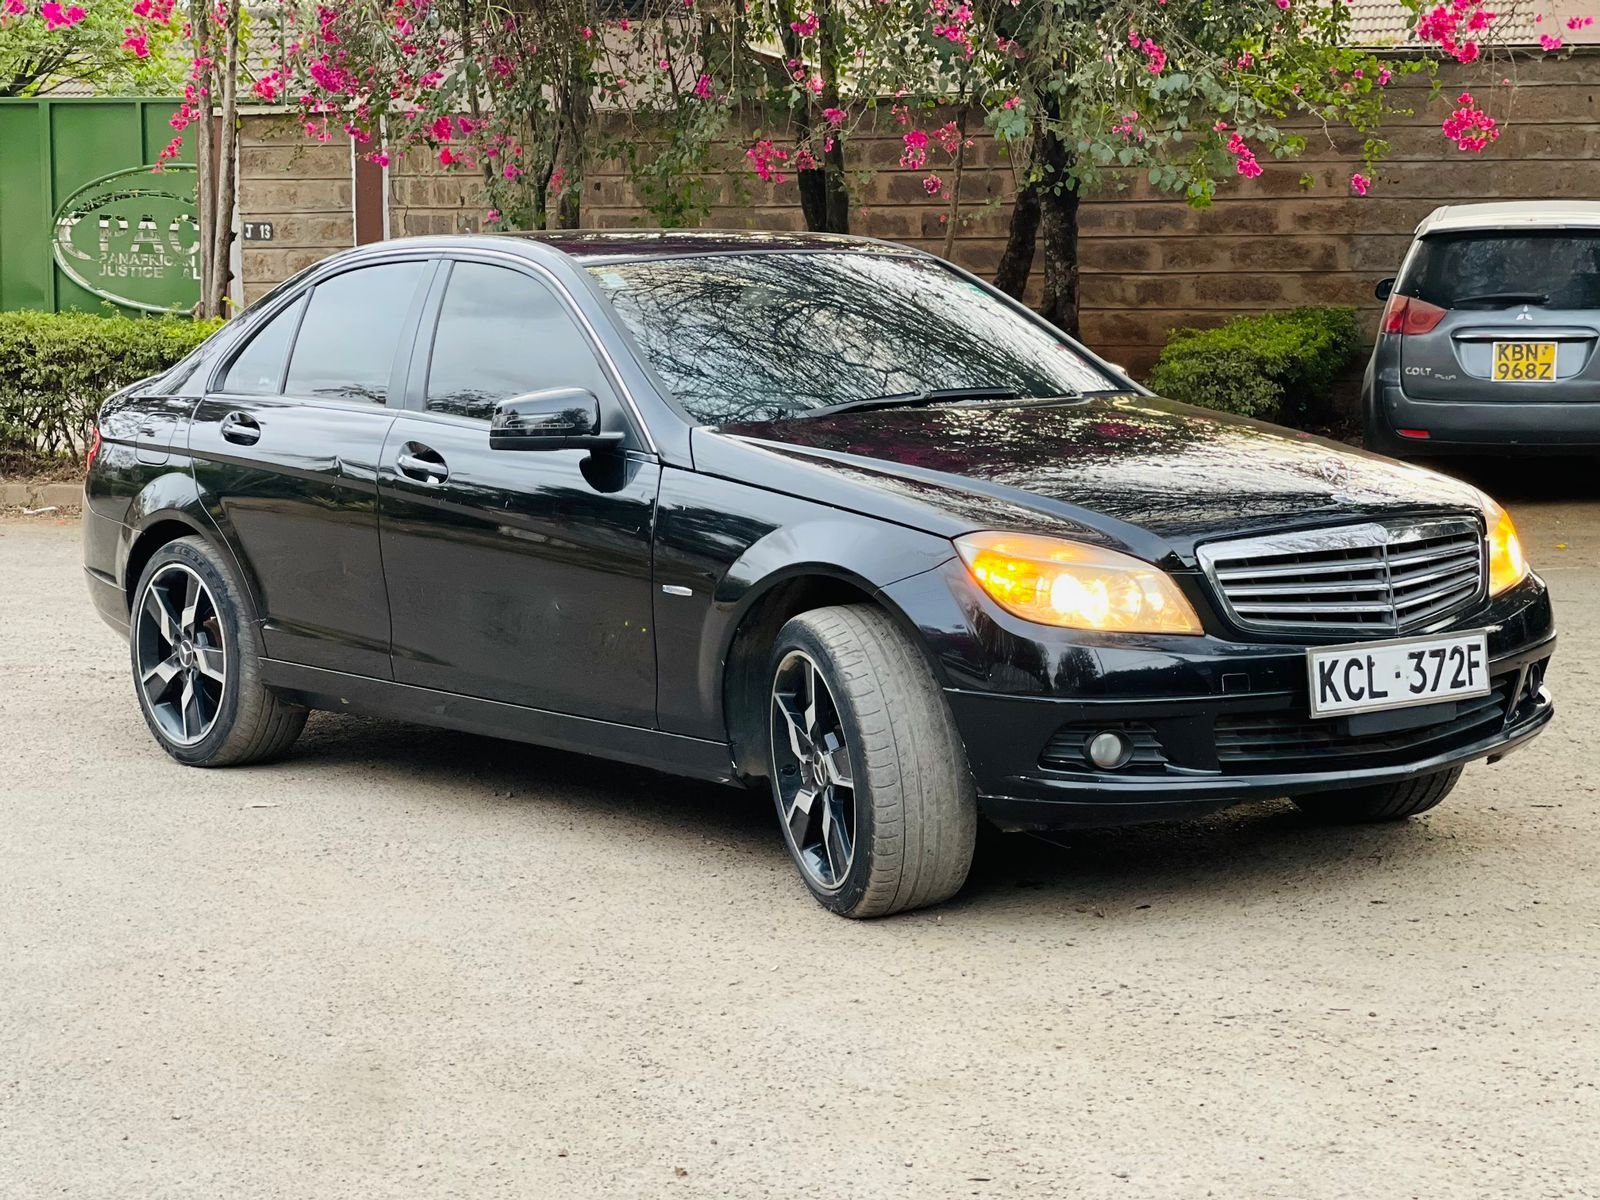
[506,228,923,261]
[1415,201,1600,236]
[349,228,920,263]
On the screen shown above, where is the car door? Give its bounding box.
[377,256,660,726]
[189,256,434,678]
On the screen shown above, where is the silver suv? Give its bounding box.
[1363,200,1600,457]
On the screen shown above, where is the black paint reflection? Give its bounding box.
[721,395,1485,539]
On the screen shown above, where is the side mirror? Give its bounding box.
[489,387,624,451]
[1374,277,1395,302]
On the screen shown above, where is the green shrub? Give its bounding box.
[1145,306,1364,427]
[0,311,223,469]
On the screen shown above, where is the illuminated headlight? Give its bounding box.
[1481,494,1530,596]
[955,531,1203,634]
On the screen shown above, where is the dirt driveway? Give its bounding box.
[3,463,1597,1199]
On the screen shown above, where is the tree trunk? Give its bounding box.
[783,0,848,234]
[1034,131,1079,336]
[992,179,1039,299]
[188,0,214,316]
[205,0,241,318]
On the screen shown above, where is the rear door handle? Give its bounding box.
[397,443,449,484]
[220,411,261,445]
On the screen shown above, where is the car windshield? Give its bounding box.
[586,251,1117,425]
[1400,231,1600,309]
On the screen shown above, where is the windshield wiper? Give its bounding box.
[1453,290,1550,306]
[794,386,1043,420]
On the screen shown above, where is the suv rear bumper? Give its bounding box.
[1369,382,1600,456]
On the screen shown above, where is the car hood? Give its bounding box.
[704,395,1486,560]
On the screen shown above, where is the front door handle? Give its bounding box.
[220,411,261,446]
[397,442,449,484]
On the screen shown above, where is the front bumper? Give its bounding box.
[884,561,1557,831]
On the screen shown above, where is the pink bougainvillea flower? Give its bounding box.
[41,1,86,29]
[789,9,818,36]
[822,106,846,126]
[693,73,713,99]
[1227,132,1263,177]
[923,173,943,195]
[438,147,456,165]
[1442,91,1500,151]
[899,129,929,169]
[1540,32,1564,50]
[1350,172,1371,195]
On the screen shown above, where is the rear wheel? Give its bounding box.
[131,536,306,767]
[766,605,977,918]
[1292,766,1463,823]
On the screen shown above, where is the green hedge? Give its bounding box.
[0,311,223,468]
[1145,306,1364,427]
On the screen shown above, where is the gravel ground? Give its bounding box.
[2,465,1597,1199]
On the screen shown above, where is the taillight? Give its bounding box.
[1380,294,1447,336]
[85,426,102,473]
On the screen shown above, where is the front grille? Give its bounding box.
[1213,679,1512,773]
[1197,518,1485,636]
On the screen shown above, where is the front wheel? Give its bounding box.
[767,605,977,918]
[1292,766,1463,823]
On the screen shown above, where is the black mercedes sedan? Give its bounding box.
[82,230,1556,918]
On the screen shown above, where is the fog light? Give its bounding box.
[1086,730,1133,771]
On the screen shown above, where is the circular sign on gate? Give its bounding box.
[51,164,200,313]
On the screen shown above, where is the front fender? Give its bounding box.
[652,466,954,741]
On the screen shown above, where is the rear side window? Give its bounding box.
[219,293,307,395]
[283,261,427,403]
[1401,232,1600,309]
[424,261,612,421]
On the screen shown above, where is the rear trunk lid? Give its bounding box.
[1392,230,1600,403]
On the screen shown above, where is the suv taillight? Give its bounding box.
[1381,293,1447,336]
[85,426,101,473]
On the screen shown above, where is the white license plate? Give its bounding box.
[1307,631,1490,718]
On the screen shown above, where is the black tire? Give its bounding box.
[130,535,307,767]
[766,604,977,918]
[1292,765,1463,823]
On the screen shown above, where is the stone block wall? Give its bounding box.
[240,54,1600,373]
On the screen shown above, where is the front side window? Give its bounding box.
[588,251,1116,426]
[425,261,612,421]
[1401,231,1600,309]
[283,261,428,404]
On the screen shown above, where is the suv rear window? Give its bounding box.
[1401,231,1600,309]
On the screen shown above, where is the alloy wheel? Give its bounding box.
[770,650,857,891]
[134,563,227,746]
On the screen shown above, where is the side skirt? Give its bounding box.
[258,659,739,784]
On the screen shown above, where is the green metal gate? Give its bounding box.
[0,97,198,315]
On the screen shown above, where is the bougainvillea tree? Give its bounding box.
[834,0,1592,332]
